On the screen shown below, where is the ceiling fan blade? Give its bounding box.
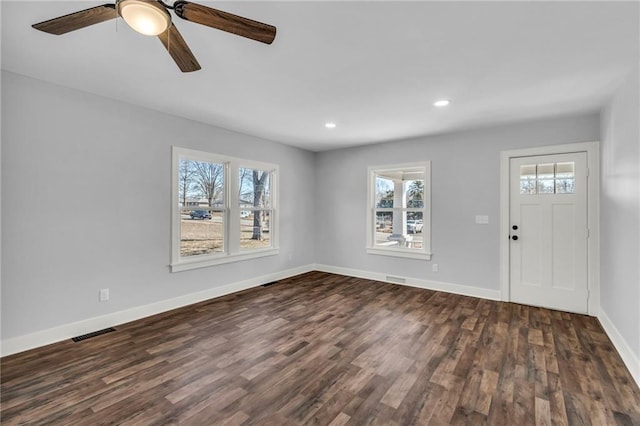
[32,4,117,35]
[173,1,276,45]
[158,23,201,72]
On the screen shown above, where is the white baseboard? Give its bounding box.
[598,308,640,389]
[1,264,315,357]
[7,263,637,393]
[314,264,640,389]
[313,263,502,301]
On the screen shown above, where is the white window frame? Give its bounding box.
[366,161,432,260]
[171,146,279,272]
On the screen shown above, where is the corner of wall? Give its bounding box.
[598,308,640,388]
[598,61,640,390]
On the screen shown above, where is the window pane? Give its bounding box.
[375,210,397,247]
[406,180,425,208]
[240,210,271,249]
[374,210,423,249]
[239,168,270,208]
[376,211,393,234]
[520,164,537,194]
[368,162,430,258]
[406,212,424,234]
[181,211,224,257]
[179,159,224,207]
[375,177,394,208]
[406,212,424,249]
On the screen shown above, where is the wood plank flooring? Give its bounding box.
[2,271,639,425]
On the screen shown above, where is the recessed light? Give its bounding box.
[433,99,450,107]
[325,122,337,129]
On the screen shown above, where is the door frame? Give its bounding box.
[499,141,600,315]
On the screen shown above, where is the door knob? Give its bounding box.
[512,235,519,241]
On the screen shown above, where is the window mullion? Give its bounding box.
[171,147,181,264]
[269,170,278,248]
[227,161,240,255]
[171,146,279,272]
[367,161,431,259]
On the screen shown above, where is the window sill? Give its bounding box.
[171,248,280,272]
[366,247,432,260]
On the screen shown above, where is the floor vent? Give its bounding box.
[262,281,278,287]
[72,327,116,342]
[386,275,406,284]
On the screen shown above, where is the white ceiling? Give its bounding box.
[2,1,638,151]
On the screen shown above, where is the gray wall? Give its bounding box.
[314,113,601,291]
[3,67,636,371]
[600,65,640,361]
[1,71,316,340]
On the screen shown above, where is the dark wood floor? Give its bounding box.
[2,271,639,425]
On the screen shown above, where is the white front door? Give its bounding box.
[509,152,588,313]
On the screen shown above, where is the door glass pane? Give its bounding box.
[537,163,555,194]
[520,164,537,194]
[555,162,575,194]
[181,210,224,257]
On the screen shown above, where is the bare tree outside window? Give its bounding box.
[178,160,195,206]
[238,167,271,248]
[172,147,279,271]
[252,170,269,240]
[178,159,225,257]
[192,161,224,206]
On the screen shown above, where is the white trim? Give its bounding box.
[170,248,280,272]
[1,264,315,357]
[171,146,280,272]
[365,247,432,260]
[499,141,600,315]
[314,264,501,301]
[366,161,432,260]
[5,263,637,392]
[598,308,640,389]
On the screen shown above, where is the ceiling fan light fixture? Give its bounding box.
[117,0,171,36]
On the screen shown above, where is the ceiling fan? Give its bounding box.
[32,0,277,72]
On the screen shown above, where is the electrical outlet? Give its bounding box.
[432,263,439,272]
[99,288,109,302]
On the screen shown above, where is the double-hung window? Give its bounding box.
[171,147,278,272]
[366,162,431,260]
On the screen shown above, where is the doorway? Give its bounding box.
[500,142,599,315]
